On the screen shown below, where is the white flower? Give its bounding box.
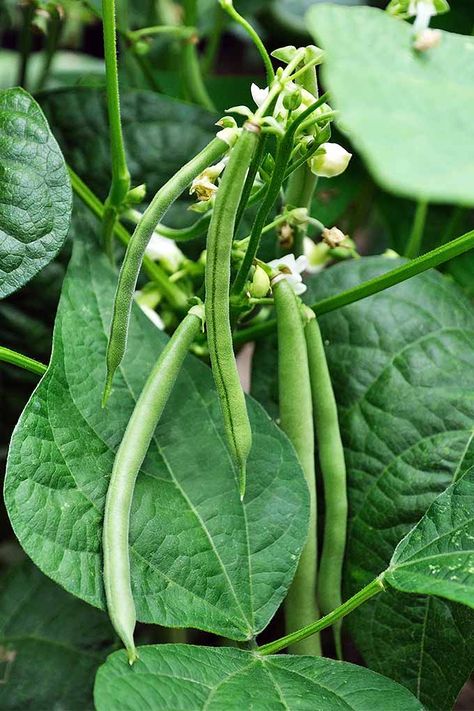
[251,83,269,108]
[309,143,352,178]
[145,234,184,272]
[304,237,330,274]
[268,254,308,295]
[190,161,226,202]
[138,303,165,330]
[411,0,436,32]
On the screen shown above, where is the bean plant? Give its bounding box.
[1,0,474,709]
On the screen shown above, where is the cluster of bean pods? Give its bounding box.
[101,48,348,662]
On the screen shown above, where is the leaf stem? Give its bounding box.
[233,228,474,345]
[0,347,47,376]
[36,7,63,92]
[405,200,428,259]
[102,0,131,260]
[258,576,385,656]
[127,25,196,41]
[219,0,274,85]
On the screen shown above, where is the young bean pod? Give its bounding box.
[273,277,321,656]
[305,311,347,658]
[103,306,203,663]
[205,125,259,497]
[103,136,228,406]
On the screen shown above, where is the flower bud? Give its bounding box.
[283,87,302,111]
[125,184,146,205]
[248,265,271,299]
[309,143,352,178]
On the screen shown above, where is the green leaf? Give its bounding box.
[39,87,217,203]
[5,219,309,641]
[94,644,423,710]
[307,5,474,206]
[0,560,112,710]
[304,257,474,710]
[0,88,71,298]
[251,256,474,708]
[385,468,474,602]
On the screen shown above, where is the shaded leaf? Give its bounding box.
[0,88,71,298]
[94,644,422,711]
[0,560,112,710]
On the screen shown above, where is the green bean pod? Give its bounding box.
[103,136,228,405]
[103,308,203,663]
[273,277,321,656]
[305,312,347,659]
[205,125,258,497]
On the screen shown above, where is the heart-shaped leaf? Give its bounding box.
[0,560,112,710]
[5,219,309,641]
[0,88,71,298]
[386,467,474,602]
[307,5,474,206]
[94,644,423,710]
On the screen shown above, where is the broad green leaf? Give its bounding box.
[0,560,112,710]
[0,88,71,298]
[308,5,474,206]
[385,468,474,602]
[94,644,423,711]
[5,220,309,641]
[39,87,217,202]
[305,258,474,710]
[251,256,474,708]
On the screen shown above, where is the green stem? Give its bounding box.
[0,347,47,376]
[233,228,474,345]
[234,135,267,236]
[219,0,274,85]
[274,279,320,656]
[405,200,428,259]
[232,95,329,297]
[68,168,188,309]
[36,8,63,92]
[102,0,131,260]
[17,2,34,88]
[127,25,195,41]
[202,5,225,75]
[258,577,384,656]
[181,0,215,110]
[284,64,319,257]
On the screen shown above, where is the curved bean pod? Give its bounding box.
[103,307,203,663]
[205,125,258,497]
[305,312,347,659]
[103,136,228,405]
[273,277,321,656]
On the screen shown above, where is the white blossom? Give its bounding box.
[268,253,308,295]
[251,83,270,108]
[145,234,184,272]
